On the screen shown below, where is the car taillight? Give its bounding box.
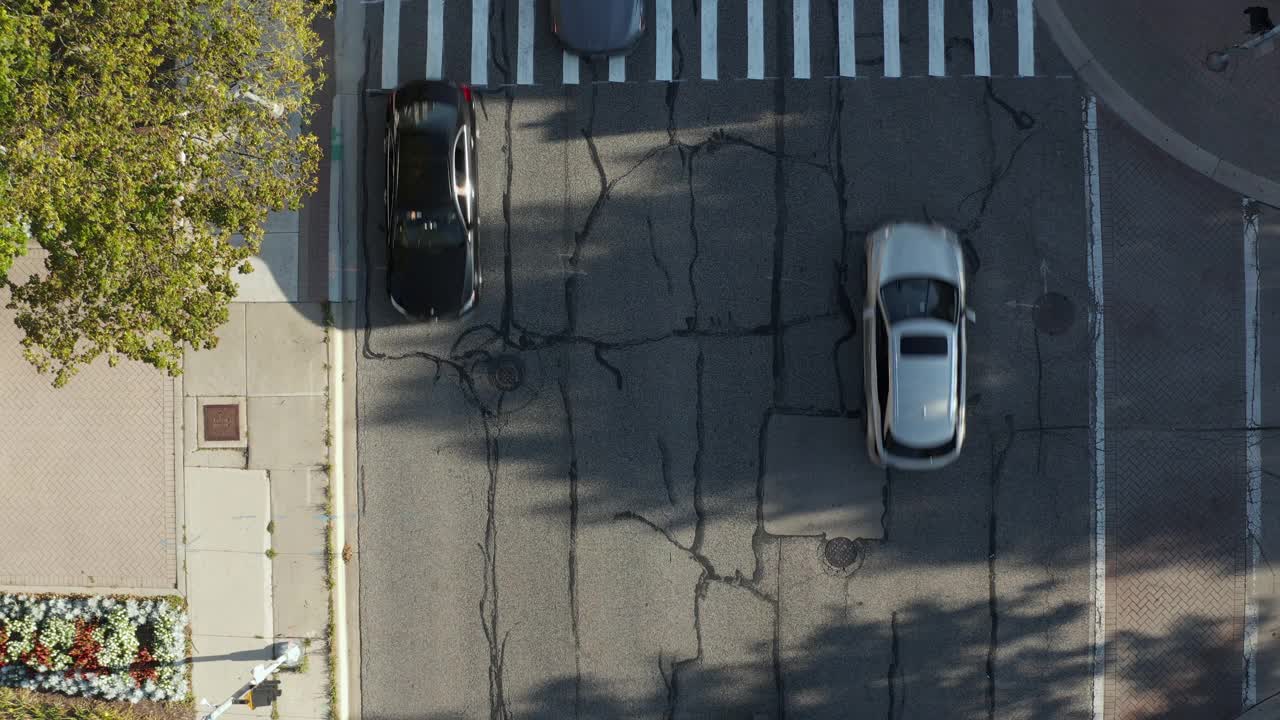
[461,84,472,103]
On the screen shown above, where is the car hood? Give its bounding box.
[388,243,470,319]
[552,0,643,55]
[874,223,964,285]
[888,320,958,448]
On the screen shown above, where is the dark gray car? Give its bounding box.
[550,0,644,56]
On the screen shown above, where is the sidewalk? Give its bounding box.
[182,293,333,720]
[1038,0,1280,207]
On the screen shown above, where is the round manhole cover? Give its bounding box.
[490,355,525,392]
[823,537,860,570]
[1032,292,1075,335]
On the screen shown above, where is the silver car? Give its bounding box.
[862,222,973,470]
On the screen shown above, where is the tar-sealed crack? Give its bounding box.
[986,414,1015,720]
[880,469,893,541]
[827,78,857,414]
[558,380,583,717]
[769,61,788,407]
[647,215,675,294]
[657,435,677,506]
[887,611,903,720]
[479,409,512,720]
[955,79,1040,277]
[691,350,707,554]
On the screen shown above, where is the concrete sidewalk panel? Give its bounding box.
[248,396,328,469]
[233,233,299,303]
[246,303,327,396]
[276,640,330,720]
[190,634,273,719]
[187,550,273,638]
[762,414,884,541]
[270,469,328,555]
[184,303,247,397]
[185,468,270,553]
[272,553,328,639]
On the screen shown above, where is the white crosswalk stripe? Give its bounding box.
[1018,0,1035,76]
[656,0,672,81]
[838,0,856,78]
[928,0,945,77]
[883,0,901,77]
[747,0,764,79]
[794,0,810,79]
[471,0,487,86]
[973,0,991,77]
[517,0,535,85]
[425,0,444,80]
[377,0,1050,88]
[380,0,400,88]
[702,0,718,80]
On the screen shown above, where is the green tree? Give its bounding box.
[0,0,326,385]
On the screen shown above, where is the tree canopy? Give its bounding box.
[0,0,326,385]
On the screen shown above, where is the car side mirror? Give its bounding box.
[965,308,977,324]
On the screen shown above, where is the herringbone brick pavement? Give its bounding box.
[1100,108,1247,720]
[0,252,176,590]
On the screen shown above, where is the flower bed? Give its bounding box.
[0,593,188,703]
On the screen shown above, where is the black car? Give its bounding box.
[550,0,644,56]
[384,80,479,320]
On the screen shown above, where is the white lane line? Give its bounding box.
[928,0,944,76]
[702,0,718,80]
[381,0,400,88]
[838,0,855,77]
[973,0,991,76]
[471,0,489,85]
[609,55,626,82]
[517,0,534,85]
[1018,0,1035,76]
[426,0,444,80]
[748,0,764,79]
[1245,196,1262,708]
[794,0,810,78]
[883,0,901,77]
[656,0,673,81]
[1083,94,1106,720]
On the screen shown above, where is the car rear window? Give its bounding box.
[899,335,948,356]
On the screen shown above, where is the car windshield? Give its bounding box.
[880,278,958,324]
[394,211,465,252]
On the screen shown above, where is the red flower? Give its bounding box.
[68,620,103,674]
[0,626,9,668]
[21,641,52,670]
[129,646,157,685]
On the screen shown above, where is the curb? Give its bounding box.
[1036,0,1280,208]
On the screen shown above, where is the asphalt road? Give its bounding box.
[349,2,1272,719]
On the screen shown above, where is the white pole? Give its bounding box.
[201,642,302,720]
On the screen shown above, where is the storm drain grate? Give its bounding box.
[490,355,525,392]
[823,537,860,570]
[203,404,240,442]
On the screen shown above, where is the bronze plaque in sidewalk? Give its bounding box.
[203,404,240,442]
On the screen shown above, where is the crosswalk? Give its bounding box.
[375,0,1046,90]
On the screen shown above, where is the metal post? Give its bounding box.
[200,641,302,720]
[1206,24,1280,71]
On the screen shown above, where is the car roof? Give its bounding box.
[887,319,958,449]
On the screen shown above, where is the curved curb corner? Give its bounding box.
[1037,0,1280,209]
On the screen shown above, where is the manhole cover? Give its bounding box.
[203,404,240,442]
[823,537,860,569]
[1032,292,1075,335]
[489,355,525,392]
